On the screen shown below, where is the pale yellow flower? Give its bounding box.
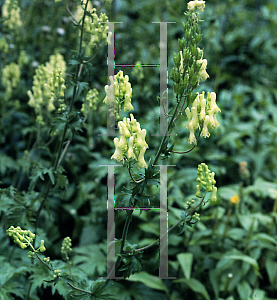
[201,115,210,138]
[187,1,205,12]
[198,58,209,81]
[137,147,147,169]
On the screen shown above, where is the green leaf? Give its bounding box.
[244,177,277,199]
[174,278,210,300]
[0,154,18,175]
[220,253,260,277]
[249,289,265,300]
[237,214,258,231]
[209,269,219,299]
[251,233,277,246]
[177,253,193,279]
[126,271,169,295]
[47,167,55,185]
[76,81,89,100]
[73,244,107,276]
[237,281,251,300]
[53,166,68,190]
[118,254,143,278]
[265,258,277,287]
[226,228,246,241]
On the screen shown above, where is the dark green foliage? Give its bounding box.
[1,0,277,299]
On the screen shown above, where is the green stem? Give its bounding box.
[152,95,183,166]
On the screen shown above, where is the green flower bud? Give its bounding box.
[185,30,192,42]
[196,184,202,198]
[207,180,213,192]
[210,187,217,201]
[172,68,180,83]
[173,52,181,67]
[173,82,179,94]
[130,114,138,132]
[195,33,203,43]
[192,212,200,221]
[28,251,35,258]
[39,240,46,252]
[178,38,184,50]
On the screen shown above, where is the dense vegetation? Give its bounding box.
[1,0,277,299]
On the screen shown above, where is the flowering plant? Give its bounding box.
[1,0,227,298]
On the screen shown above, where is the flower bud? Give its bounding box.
[210,172,216,185]
[210,187,217,201]
[190,44,197,57]
[208,180,213,192]
[130,114,138,132]
[173,52,181,67]
[178,38,185,50]
[39,240,46,252]
[196,184,202,198]
[185,30,192,42]
[172,68,180,83]
[195,33,203,43]
[183,48,190,63]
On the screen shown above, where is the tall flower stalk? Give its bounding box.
[106,0,221,280]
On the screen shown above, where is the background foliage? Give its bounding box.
[0,0,277,299]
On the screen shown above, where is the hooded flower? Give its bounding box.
[187,1,205,12]
[111,114,148,169]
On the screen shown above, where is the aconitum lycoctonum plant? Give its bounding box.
[4,0,222,298]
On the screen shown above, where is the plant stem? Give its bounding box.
[152,95,183,166]
[110,94,188,279]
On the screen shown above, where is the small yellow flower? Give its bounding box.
[230,194,239,205]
